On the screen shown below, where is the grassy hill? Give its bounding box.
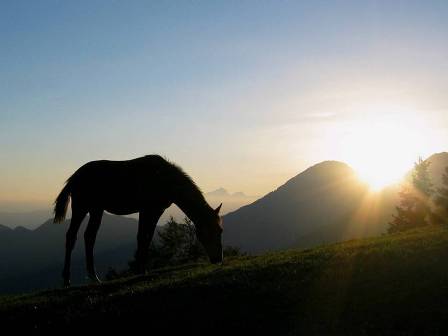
[1,226,448,335]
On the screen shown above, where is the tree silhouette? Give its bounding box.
[413,157,434,197]
[433,166,448,225]
[128,216,207,274]
[125,217,243,277]
[157,216,205,264]
[388,157,434,233]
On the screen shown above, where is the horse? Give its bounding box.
[53,155,223,287]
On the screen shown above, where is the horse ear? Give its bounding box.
[215,203,222,214]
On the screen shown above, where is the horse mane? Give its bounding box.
[144,155,207,204]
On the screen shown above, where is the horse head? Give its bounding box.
[196,203,223,264]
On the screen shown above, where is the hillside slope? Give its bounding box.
[2,226,448,335]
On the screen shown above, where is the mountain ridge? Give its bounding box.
[223,153,448,252]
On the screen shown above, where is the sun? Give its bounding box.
[338,108,431,191]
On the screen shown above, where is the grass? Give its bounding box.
[1,226,448,335]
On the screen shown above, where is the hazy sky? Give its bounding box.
[1,1,448,210]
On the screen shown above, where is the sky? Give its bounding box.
[1,0,448,210]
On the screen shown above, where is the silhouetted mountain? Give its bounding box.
[0,209,52,229]
[223,161,398,252]
[206,188,251,199]
[207,187,230,197]
[206,188,258,218]
[224,153,448,253]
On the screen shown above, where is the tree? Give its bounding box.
[157,216,190,263]
[110,217,247,279]
[388,157,434,233]
[181,217,206,262]
[128,216,208,274]
[434,166,448,225]
[157,216,206,264]
[412,157,434,197]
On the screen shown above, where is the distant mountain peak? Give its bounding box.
[207,188,229,196]
[206,188,250,199]
[287,160,354,180]
[278,160,356,192]
[304,160,353,172]
[223,159,379,252]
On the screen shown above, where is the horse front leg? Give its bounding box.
[135,209,162,274]
[84,209,104,283]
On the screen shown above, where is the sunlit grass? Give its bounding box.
[1,226,448,334]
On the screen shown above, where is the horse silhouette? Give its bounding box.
[54,155,223,286]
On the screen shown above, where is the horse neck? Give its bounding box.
[174,187,212,225]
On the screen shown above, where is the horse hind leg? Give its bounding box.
[84,209,104,284]
[62,206,87,287]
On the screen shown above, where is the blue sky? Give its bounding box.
[1,1,448,209]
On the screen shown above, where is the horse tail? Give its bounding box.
[53,177,73,224]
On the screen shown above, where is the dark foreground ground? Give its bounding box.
[1,226,448,335]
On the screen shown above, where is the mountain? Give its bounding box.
[0,214,140,293]
[0,209,52,229]
[205,187,259,214]
[223,153,448,253]
[223,161,398,252]
[206,187,251,199]
[207,187,230,197]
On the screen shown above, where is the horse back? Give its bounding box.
[68,156,173,212]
